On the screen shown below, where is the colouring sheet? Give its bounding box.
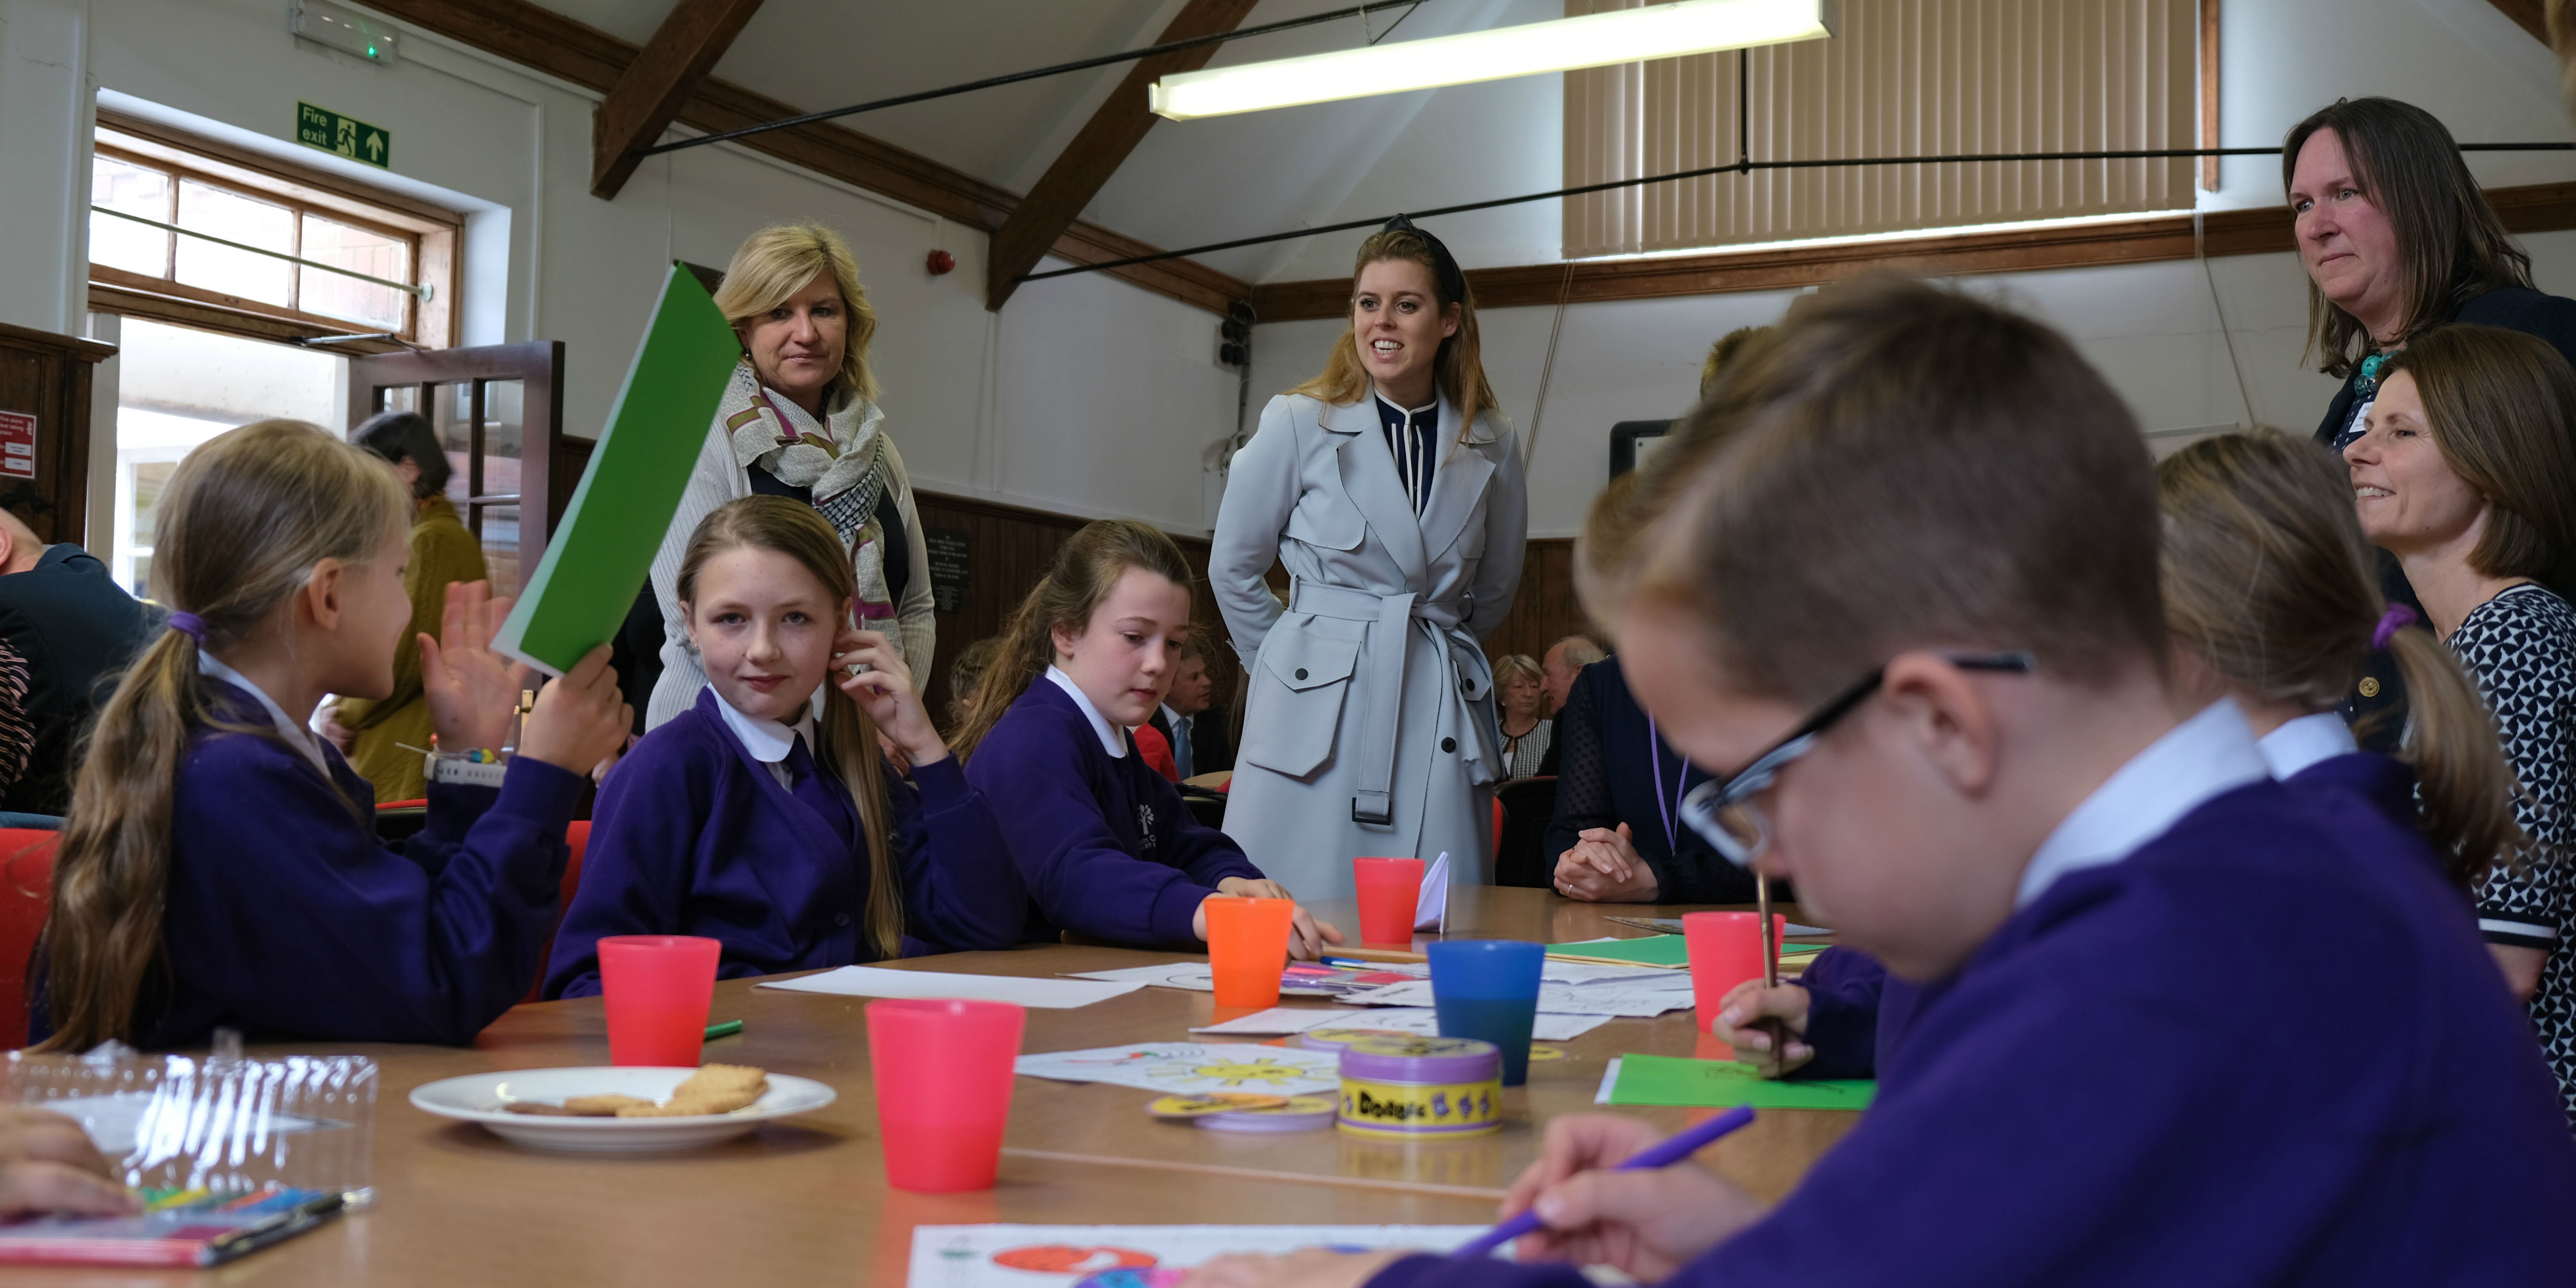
[907,1225,1489,1287]
[1064,962,1428,998]
[1188,1007,1610,1042]
[1013,1044,1341,1096]
[1338,978,1693,1018]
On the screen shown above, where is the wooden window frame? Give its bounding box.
[87,111,461,355]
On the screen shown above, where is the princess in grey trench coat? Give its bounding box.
[1211,224,1527,901]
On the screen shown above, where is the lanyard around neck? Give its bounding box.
[1647,716,1689,854]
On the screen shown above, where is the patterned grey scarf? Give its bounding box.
[717,359,905,651]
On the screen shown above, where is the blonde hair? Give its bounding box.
[1494,654,1543,691]
[40,420,410,1050]
[1700,326,1774,400]
[1289,227,1501,444]
[676,497,903,961]
[952,520,1194,763]
[2159,431,2524,889]
[714,222,882,404]
[1633,275,2165,705]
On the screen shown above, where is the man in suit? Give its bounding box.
[0,501,155,820]
[1150,639,1232,781]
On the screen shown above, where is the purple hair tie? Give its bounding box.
[2371,604,2417,650]
[166,611,206,643]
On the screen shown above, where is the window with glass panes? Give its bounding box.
[87,123,454,347]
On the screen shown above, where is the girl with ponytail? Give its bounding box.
[2158,428,2522,886]
[36,420,630,1050]
[545,497,1022,998]
[960,519,1340,957]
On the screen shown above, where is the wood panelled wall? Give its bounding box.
[910,491,1595,724]
[910,491,1240,729]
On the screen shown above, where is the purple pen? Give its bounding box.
[1452,1105,1758,1259]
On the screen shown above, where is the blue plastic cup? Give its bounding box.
[1426,939,1546,1085]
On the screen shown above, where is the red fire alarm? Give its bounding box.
[926,249,956,276]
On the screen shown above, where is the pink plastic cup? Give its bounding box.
[1203,896,1297,1007]
[1682,912,1786,1036]
[1352,857,1426,945]
[597,935,722,1067]
[866,998,1026,1192]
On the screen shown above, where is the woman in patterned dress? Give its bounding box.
[2345,323,2576,1124]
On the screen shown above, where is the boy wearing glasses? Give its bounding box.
[1184,276,2576,1288]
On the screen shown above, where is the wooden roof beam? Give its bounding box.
[592,0,770,199]
[985,0,1260,311]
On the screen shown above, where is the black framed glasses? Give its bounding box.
[1677,652,2036,867]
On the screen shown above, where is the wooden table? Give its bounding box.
[42,889,1852,1285]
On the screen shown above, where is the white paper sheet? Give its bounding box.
[1188,1006,1611,1042]
[1064,962,1423,997]
[1414,851,1450,930]
[1338,979,1693,1018]
[1013,1043,1341,1095]
[908,1224,1492,1286]
[755,967,1142,1009]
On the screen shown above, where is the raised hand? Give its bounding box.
[830,627,948,768]
[517,644,631,775]
[418,580,534,752]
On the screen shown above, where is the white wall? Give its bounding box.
[9,0,1241,539]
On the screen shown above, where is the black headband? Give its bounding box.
[1383,214,1467,307]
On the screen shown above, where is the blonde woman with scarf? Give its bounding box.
[646,223,935,732]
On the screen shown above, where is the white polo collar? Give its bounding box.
[198,652,330,778]
[2016,699,2269,907]
[2255,711,2358,781]
[1045,666,1127,758]
[709,685,818,766]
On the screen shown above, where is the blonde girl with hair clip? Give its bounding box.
[545,498,1023,999]
[1209,216,1527,900]
[959,520,1340,958]
[644,222,935,734]
[34,420,629,1051]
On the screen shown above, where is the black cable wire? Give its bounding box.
[640,0,1443,157]
[1021,142,2576,283]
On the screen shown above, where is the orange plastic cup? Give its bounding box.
[1352,857,1426,945]
[1203,896,1296,1007]
[598,935,722,1066]
[1682,912,1785,1035]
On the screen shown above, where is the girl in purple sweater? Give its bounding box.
[955,519,1338,956]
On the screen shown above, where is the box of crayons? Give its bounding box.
[0,1184,349,1266]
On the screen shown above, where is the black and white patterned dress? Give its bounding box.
[1500,718,1553,781]
[2448,582,2576,1124]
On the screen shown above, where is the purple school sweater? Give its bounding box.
[1795,750,2442,1083]
[546,686,1025,998]
[964,679,1262,947]
[1371,777,2576,1287]
[32,678,584,1047]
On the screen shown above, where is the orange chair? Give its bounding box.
[524,821,589,1003]
[0,830,61,1051]
[1492,797,1506,863]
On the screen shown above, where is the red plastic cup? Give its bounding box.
[597,935,722,1066]
[1352,857,1426,945]
[1682,912,1785,1036]
[867,998,1025,1191]
[1203,896,1296,1007]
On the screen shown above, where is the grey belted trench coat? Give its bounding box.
[1209,391,1528,901]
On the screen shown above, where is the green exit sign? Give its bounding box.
[296,101,390,170]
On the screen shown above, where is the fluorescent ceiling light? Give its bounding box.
[1151,0,1835,121]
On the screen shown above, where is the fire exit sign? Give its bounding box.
[296,102,390,169]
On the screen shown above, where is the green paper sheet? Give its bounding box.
[493,265,739,675]
[1608,1053,1876,1111]
[1546,936,1690,967]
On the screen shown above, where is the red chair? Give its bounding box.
[524,821,589,1003]
[0,830,61,1051]
[1492,797,1506,863]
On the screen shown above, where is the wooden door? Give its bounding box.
[346,342,565,596]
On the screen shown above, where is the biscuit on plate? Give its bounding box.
[562,1093,655,1115]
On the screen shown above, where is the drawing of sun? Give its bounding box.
[1172,1058,1319,1088]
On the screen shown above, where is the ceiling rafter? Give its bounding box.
[591,0,771,199]
[985,0,1261,311]
[354,0,1249,313]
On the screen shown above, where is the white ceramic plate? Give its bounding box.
[409,1066,837,1152]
